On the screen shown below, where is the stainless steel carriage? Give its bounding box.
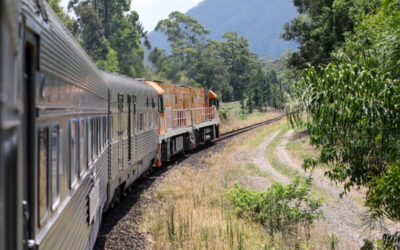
[103,72,158,207]
[1,1,110,249]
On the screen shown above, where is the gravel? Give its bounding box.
[94,141,228,250]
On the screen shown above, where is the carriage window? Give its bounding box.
[88,118,92,165]
[110,115,113,141]
[103,116,107,147]
[70,120,78,187]
[38,126,49,225]
[96,117,100,154]
[51,124,60,209]
[133,95,136,114]
[138,113,143,131]
[94,118,97,156]
[79,118,86,174]
[97,117,103,154]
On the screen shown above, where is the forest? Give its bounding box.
[47,0,289,110]
[48,0,400,246]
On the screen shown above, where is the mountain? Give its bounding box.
[147,0,299,59]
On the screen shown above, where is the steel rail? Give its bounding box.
[213,114,286,143]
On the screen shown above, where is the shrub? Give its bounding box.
[227,177,324,237]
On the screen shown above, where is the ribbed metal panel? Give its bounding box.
[38,149,108,250]
[122,138,129,169]
[109,142,119,179]
[39,2,108,100]
[136,129,158,161]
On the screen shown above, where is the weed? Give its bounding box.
[228,176,324,237]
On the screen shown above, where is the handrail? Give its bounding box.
[163,107,219,132]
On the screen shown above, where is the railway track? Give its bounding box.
[95,114,286,249]
[214,114,286,142]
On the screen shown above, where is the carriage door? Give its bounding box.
[118,94,124,170]
[127,95,132,164]
[132,95,136,162]
[22,30,39,248]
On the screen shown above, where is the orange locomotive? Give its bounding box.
[145,81,220,166]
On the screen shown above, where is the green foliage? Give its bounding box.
[65,0,147,77]
[152,12,291,108]
[46,0,76,32]
[282,0,380,69]
[291,0,400,223]
[228,177,323,237]
[220,31,256,102]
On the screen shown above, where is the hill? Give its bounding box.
[147,0,298,58]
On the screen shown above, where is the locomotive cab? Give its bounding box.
[207,90,219,109]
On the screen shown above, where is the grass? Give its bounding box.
[219,101,282,134]
[265,123,300,178]
[142,137,275,249]
[245,163,270,179]
[141,119,357,249]
[285,129,335,170]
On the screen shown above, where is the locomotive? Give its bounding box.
[0,1,220,250]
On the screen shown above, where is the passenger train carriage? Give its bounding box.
[103,72,158,207]
[0,1,220,249]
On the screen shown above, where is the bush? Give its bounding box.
[227,177,324,237]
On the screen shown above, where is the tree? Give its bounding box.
[67,0,148,77]
[220,31,256,103]
[46,0,76,32]
[193,40,233,101]
[290,0,400,224]
[74,2,109,62]
[281,0,380,69]
[155,11,210,75]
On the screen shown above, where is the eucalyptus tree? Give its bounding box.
[220,31,257,103]
[281,0,380,70]
[291,0,400,228]
[155,11,210,76]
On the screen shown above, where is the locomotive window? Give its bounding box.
[38,126,49,226]
[158,96,164,113]
[79,118,87,174]
[51,123,60,209]
[69,120,78,188]
[152,98,155,108]
[146,98,149,108]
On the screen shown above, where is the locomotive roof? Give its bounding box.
[102,71,157,96]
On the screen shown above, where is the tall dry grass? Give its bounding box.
[220,111,282,134]
[142,120,355,249]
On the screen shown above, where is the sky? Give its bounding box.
[60,0,204,32]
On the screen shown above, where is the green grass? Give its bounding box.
[265,124,330,199]
[244,121,284,147]
[285,134,335,170]
[245,163,270,179]
[220,101,270,120]
[265,124,299,178]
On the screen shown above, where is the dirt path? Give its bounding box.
[251,131,290,185]
[272,130,399,246]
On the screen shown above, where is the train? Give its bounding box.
[0,1,220,250]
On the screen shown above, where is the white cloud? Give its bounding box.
[60,0,204,32]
